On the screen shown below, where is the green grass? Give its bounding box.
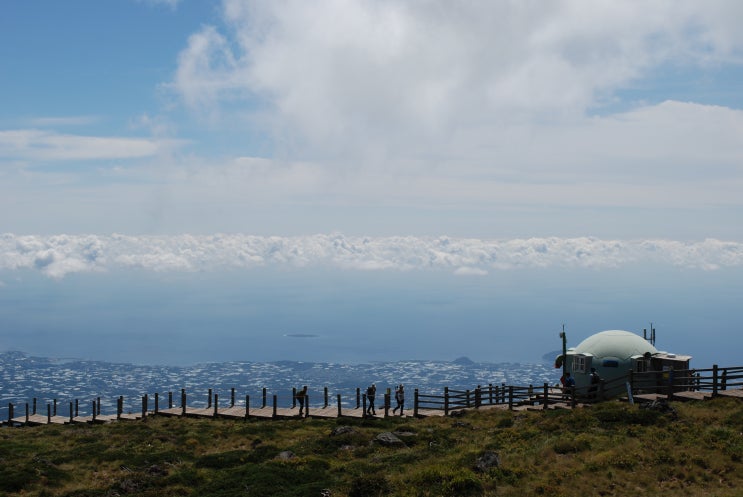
[1,398,743,496]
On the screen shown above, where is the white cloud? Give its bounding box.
[173,0,743,158]
[2,233,742,279]
[0,129,174,162]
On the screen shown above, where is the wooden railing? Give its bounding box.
[4,364,742,426]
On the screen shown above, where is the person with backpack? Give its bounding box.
[589,368,601,399]
[392,384,405,416]
[365,384,377,416]
[296,385,308,417]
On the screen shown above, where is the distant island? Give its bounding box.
[283,333,320,338]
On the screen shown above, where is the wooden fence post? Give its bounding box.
[292,387,297,409]
[466,389,471,408]
[93,401,97,422]
[33,398,37,415]
[362,394,367,418]
[494,385,500,404]
[245,395,250,419]
[53,399,57,416]
[181,389,187,415]
[117,396,123,420]
[168,391,173,409]
[542,383,549,410]
[712,365,719,397]
[75,399,79,418]
[142,395,147,419]
[154,393,159,414]
[231,388,235,407]
[384,392,390,418]
[501,383,507,404]
[207,389,212,409]
[69,402,73,423]
[444,387,450,416]
[489,383,494,405]
[356,388,361,409]
[97,397,101,416]
[508,386,514,411]
[262,388,267,409]
[324,387,329,408]
[214,394,219,417]
[8,403,13,424]
[414,389,419,418]
[272,395,277,419]
[476,386,482,408]
[47,403,51,424]
[25,403,29,423]
[337,394,342,418]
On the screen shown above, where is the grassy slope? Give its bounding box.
[1,398,742,497]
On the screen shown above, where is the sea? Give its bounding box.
[0,350,557,420]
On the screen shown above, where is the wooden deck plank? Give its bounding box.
[673,391,711,401]
[718,389,743,399]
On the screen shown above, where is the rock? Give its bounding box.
[147,464,168,476]
[330,425,357,436]
[474,451,500,472]
[392,430,417,438]
[276,450,296,460]
[374,432,406,447]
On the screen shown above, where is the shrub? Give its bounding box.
[348,473,391,497]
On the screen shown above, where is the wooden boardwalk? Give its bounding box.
[4,366,742,428]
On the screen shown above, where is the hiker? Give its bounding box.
[392,384,405,416]
[562,372,575,399]
[589,368,600,399]
[296,385,308,417]
[366,384,377,416]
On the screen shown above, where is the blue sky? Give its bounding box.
[1,1,742,367]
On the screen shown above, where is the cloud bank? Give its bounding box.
[175,0,743,158]
[2,233,741,279]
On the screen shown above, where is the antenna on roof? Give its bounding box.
[643,323,656,346]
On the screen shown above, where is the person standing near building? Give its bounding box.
[589,368,601,399]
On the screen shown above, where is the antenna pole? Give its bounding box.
[559,324,567,377]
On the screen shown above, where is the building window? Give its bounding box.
[573,356,587,373]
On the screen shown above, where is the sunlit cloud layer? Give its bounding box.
[1,234,741,279]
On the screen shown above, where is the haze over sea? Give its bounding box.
[2,235,742,369]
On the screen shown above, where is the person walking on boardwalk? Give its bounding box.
[392,384,405,416]
[366,384,377,416]
[296,385,308,417]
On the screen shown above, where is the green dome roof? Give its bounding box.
[573,330,657,360]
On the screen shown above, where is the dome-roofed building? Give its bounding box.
[558,329,691,398]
